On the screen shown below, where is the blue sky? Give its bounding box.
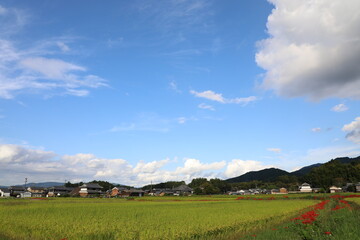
[1,0,360,186]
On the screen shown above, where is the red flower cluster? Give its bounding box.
[331,205,345,211]
[292,200,329,224]
[324,232,332,235]
[314,200,330,210]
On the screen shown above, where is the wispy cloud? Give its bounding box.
[331,103,349,112]
[190,90,258,106]
[311,128,322,133]
[267,148,281,153]
[198,103,215,111]
[0,5,106,99]
[169,80,181,93]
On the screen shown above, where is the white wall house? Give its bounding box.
[0,188,10,197]
[299,183,312,193]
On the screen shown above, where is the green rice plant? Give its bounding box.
[0,197,317,240]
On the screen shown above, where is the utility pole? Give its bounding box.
[24,178,28,189]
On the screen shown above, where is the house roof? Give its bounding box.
[48,186,73,191]
[129,188,145,193]
[173,185,193,191]
[301,183,311,186]
[10,186,26,191]
[28,187,45,190]
[0,188,10,193]
[80,183,103,189]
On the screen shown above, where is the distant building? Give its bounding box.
[128,188,145,197]
[173,185,193,196]
[20,192,32,198]
[27,187,45,197]
[279,188,288,194]
[356,183,360,193]
[0,188,10,197]
[329,186,342,193]
[299,183,312,193]
[9,186,26,197]
[109,187,129,197]
[47,186,73,197]
[78,183,103,197]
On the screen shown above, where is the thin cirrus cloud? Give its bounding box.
[190,90,257,105]
[311,128,322,133]
[256,0,360,100]
[198,103,215,111]
[0,5,106,99]
[331,104,349,112]
[267,148,281,153]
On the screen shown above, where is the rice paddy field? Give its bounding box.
[0,194,359,240]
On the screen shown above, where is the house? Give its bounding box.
[9,186,26,197]
[47,186,73,197]
[299,183,312,193]
[152,188,175,196]
[78,183,103,197]
[356,183,360,193]
[279,188,288,194]
[129,188,145,197]
[0,188,10,197]
[109,187,129,197]
[270,189,280,194]
[27,187,45,197]
[173,185,193,196]
[329,186,342,193]
[20,192,32,198]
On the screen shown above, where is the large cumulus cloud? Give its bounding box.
[256,0,360,100]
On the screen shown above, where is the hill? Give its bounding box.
[14,182,64,188]
[226,168,290,183]
[291,163,322,176]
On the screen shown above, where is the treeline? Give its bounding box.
[144,158,360,194]
[302,159,360,189]
[63,157,360,194]
[65,180,132,190]
[142,181,185,190]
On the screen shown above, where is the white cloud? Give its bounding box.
[256,0,360,100]
[0,144,56,163]
[190,90,225,103]
[343,117,360,143]
[224,159,273,178]
[267,148,281,153]
[56,42,70,52]
[133,159,169,173]
[0,6,106,99]
[0,144,231,186]
[169,80,181,93]
[331,103,348,112]
[311,128,322,133]
[190,90,257,105]
[175,158,226,175]
[177,117,187,124]
[198,103,215,111]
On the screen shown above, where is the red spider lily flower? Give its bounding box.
[324,232,332,235]
[331,205,345,211]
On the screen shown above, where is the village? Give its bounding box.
[1,181,360,198]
